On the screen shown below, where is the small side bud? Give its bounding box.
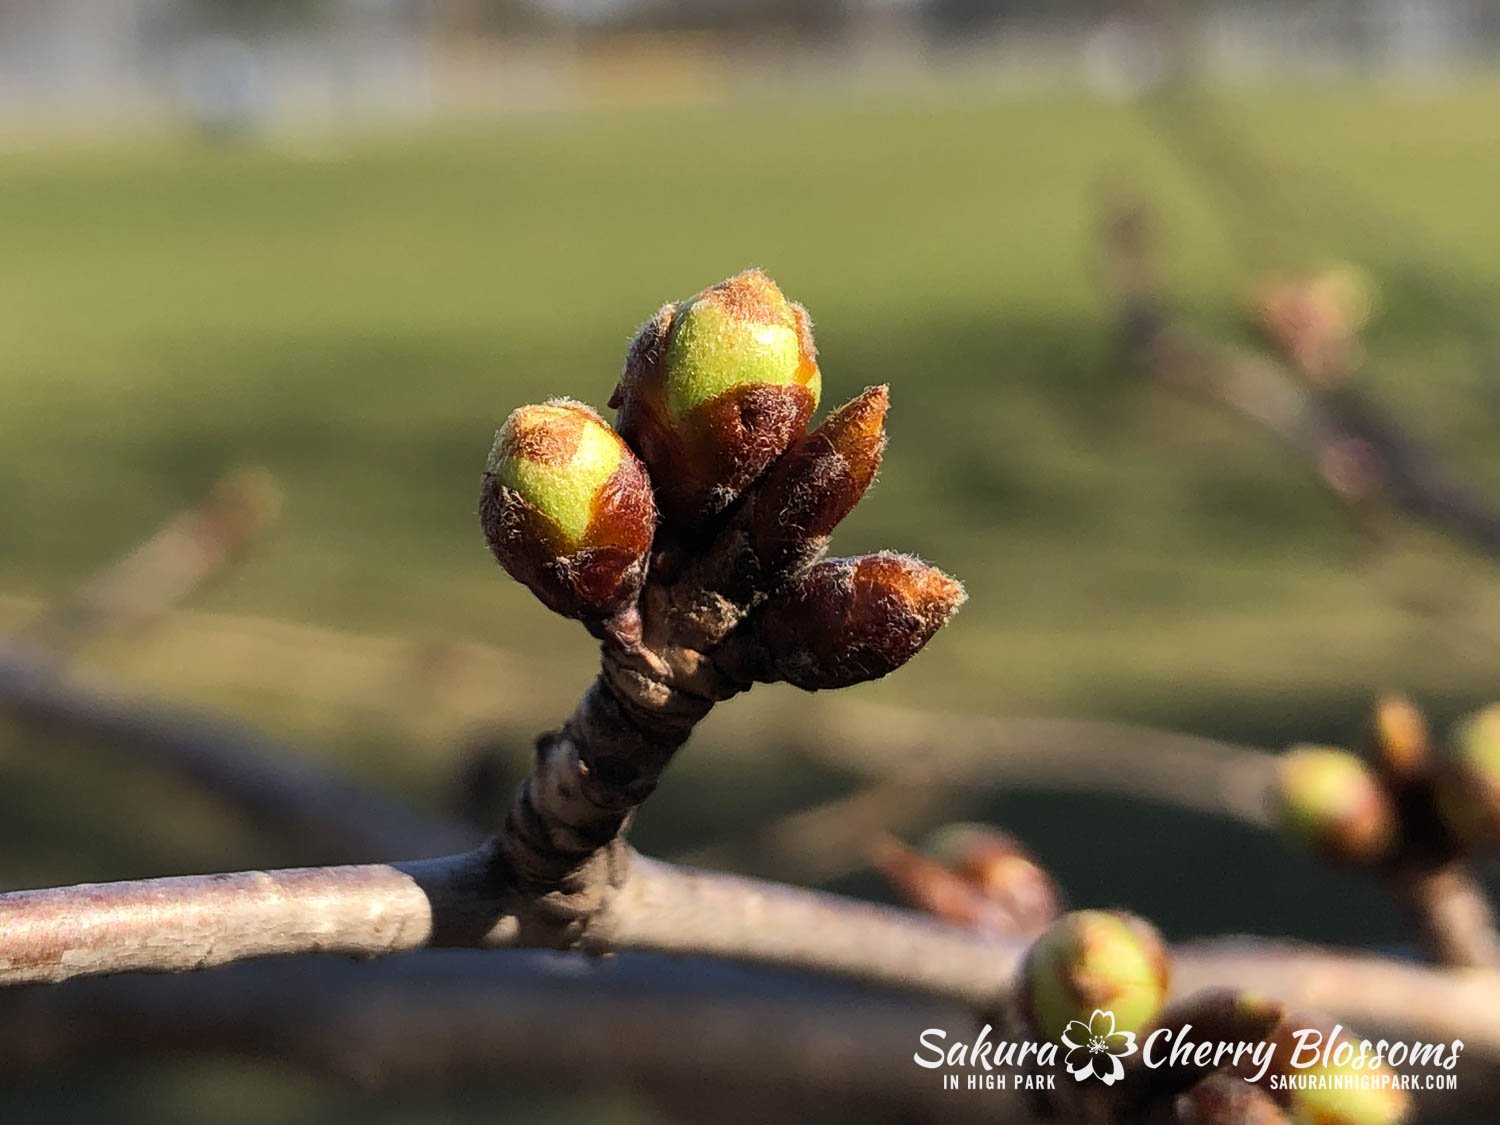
[611,269,821,528]
[481,400,655,633]
[1371,693,1431,785]
[1275,746,1398,866]
[1019,909,1170,1043]
[924,824,1061,937]
[872,825,1060,939]
[755,552,965,690]
[1434,705,1500,850]
[752,385,888,579]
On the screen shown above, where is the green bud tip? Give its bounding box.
[1021,909,1170,1042]
[1435,705,1500,848]
[1276,746,1398,866]
[1372,693,1430,782]
[662,268,820,421]
[611,269,823,526]
[487,400,628,550]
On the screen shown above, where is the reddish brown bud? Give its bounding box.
[480,400,655,633]
[872,825,1060,939]
[1371,693,1431,785]
[1174,1074,1290,1125]
[1434,705,1500,850]
[611,269,821,529]
[755,552,965,691]
[752,385,888,579]
[1275,746,1398,867]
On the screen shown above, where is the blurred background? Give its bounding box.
[2,0,1500,1121]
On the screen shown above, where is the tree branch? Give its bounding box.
[1391,861,1500,971]
[19,468,283,659]
[0,643,474,861]
[1100,201,1500,560]
[0,952,1016,1124]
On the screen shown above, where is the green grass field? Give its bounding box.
[6,85,1500,728]
[2,83,1500,1122]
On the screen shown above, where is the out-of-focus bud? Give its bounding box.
[1371,693,1431,785]
[1434,705,1500,850]
[1019,909,1170,1043]
[751,385,888,579]
[872,825,1060,939]
[754,552,964,690]
[1175,1073,1289,1125]
[1275,746,1398,866]
[1254,264,1375,385]
[480,400,655,633]
[610,269,821,528]
[1150,990,1287,1097]
[1264,1019,1410,1125]
[925,823,1061,937]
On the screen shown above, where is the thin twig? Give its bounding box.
[19,468,283,658]
[1390,861,1500,971]
[1101,201,1500,560]
[0,644,473,861]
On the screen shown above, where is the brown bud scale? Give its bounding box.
[755,552,965,691]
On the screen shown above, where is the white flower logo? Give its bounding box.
[1060,1009,1138,1085]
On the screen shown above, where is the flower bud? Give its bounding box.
[1264,1019,1410,1125]
[611,269,821,528]
[925,823,1061,937]
[1175,1073,1288,1125]
[872,826,1060,939]
[751,385,887,579]
[1275,746,1398,866]
[1254,264,1374,384]
[1019,909,1170,1043]
[1434,705,1500,850]
[754,553,964,691]
[480,400,655,631]
[1371,693,1431,785]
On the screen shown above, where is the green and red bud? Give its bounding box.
[752,385,888,579]
[872,825,1060,939]
[1275,746,1398,866]
[1371,693,1431,785]
[1019,909,1170,1042]
[611,269,821,529]
[753,552,964,691]
[1434,705,1500,850]
[480,400,655,633]
[1263,1018,1410,1125]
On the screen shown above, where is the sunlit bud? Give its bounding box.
[752,385,888,579]
[1371,693,1431,785]
[1019,909,1170,1042]
[1275,746,1398,866]
[1265,1019,1410,1125]
[480,400,655,631]
[610,269,821,528]
[755,553,964,691]
[1434,705,1500,850]
[872,826,1059,939]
